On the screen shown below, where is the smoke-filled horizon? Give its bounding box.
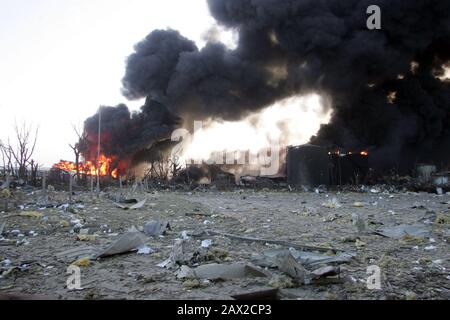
[82,0,450,172]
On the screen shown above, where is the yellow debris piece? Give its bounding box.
[19,211,43,218]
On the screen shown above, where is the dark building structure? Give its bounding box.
[287,145,369,187]
[287,145,331,186]
[329,152,369,185]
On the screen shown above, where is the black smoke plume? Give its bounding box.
[84,0,450,172]
[80,99,181,171]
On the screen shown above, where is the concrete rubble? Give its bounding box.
[0,184,449,300]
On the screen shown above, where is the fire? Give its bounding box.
[53,154,119,178]
[328,150,369,157]
[177,94,331,165]
[437,65,450,81]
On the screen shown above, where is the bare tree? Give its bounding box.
[69,124,87,181]
[0,140,8,174]
[29,159,40,186]
[8,122,39,180]
[170,155,182,178]
[145,155,171,181]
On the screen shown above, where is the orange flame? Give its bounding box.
[111,168,118,179]
[53,154,119,178]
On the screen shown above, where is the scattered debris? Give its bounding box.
[322,198,342,209]
[194,230,340,253]
[435,213,450,225]
[56,247,98,262]
[188,263,269,281]
[114,199,147,210]
[311,266,340,279]
[158,239,188,269]
[201,239,213,248]
[352,202,365,208]
[231,288,280,300]
[71,257,91,267]
[352,213,366,233]
[268,275,295,289]
[375,224,431,239]
[182,279,202,289]
[19,211,43,218]
[273,251,309,283]
[176,265,196,280]
[130,199,147,210]
[252,248,355,269]
[137,245,154,255]
[143,221,171,237]
[76,235,97,242]
[185,212,213,217]
[97,232,145,258]
[0,221,5,236]
[355,239,366,248]
[2,182,449,300]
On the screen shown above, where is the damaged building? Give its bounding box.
[287,145,369,187]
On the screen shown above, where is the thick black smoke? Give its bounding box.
[80,99,181,169]
[86,0,450,172]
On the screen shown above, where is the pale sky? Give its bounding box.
[0,0,225,167]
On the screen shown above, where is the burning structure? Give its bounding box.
[59,0,450,183]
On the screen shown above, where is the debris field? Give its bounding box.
[1,187,449,300]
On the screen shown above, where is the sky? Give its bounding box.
[0,0,228,167]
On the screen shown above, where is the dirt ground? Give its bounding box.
[1,187,449,300]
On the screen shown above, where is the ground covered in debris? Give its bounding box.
[1,187,450,300]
